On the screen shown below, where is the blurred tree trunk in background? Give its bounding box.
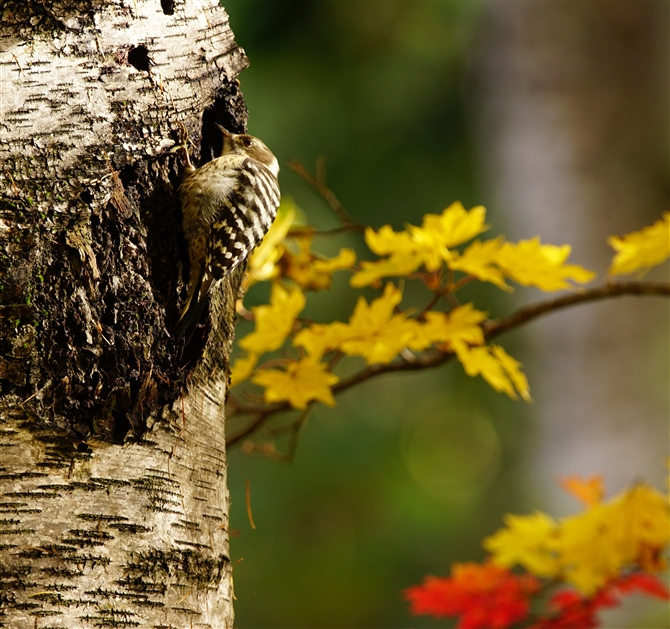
[0,1,246,625]
[475,3,668,518]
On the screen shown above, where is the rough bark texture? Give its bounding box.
[0,1,247,626]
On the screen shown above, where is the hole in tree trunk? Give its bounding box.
[128,45,151,72]
[161,0,175,15]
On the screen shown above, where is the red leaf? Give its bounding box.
[405,563,538,629]
[614,573,670,599]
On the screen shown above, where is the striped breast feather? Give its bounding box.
[205,158,280,279]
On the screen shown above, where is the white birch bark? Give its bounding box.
[0,1,248,626]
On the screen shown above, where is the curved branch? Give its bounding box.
[483,280,670,339]
[227,410,274,446]
[226,280,669,446]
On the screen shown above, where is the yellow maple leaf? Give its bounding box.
[238,283,305,354]
[421,201,489,248]
[484,480,669,595]
[608,213,670,276]
[351,203,489,287]
[230,353,259,387]
[350,255,423,288]
[448,237,510,291]
[609,485,670,572]
[484,512,560,578]
[313,248,357,273]
[410,304,486,353]
[455,344,530,400]
[252,357,339,409]
[559,474,605,507]
[281,234,356,291]
[293,322,349,360]
[295,284,422,363]
[491,345,531,402]
[245,198,296,287]
[364,224,414,257]
[338,283,421,364]
[350,226,424,287]
[495,238,596,291]
[552,502,624,594]
[340,316,420,365]
[406,224,451,272]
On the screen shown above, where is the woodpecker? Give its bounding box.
[176,124,280,339]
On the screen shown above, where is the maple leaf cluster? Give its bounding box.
[405,476,670,629]
[406,563,540,629]
[228,199,668,421]
[351,202,595,291]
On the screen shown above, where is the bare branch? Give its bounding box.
[226,281,670,446]
[227,411,273,446]
[483,281,670,340]
[286,160,365,231]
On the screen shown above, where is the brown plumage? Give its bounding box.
[176,125,280,339]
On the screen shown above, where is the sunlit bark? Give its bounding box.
[0,1,247,625]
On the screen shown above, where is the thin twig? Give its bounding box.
[266,408,311,462]
[286,160,365,231]
[245,479,256,530]
[417,291,443,321]
[448,274,478,293]
[227,411,274,446]
[226,280,670,446]
[289,226,358,237]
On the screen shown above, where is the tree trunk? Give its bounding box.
[0,1,247,626]
[473,3,669,502]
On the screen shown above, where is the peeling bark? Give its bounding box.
[0,1,247,625]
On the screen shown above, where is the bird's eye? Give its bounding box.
[242,137,253,148]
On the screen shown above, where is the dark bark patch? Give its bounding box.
[77,513,129,522]
[2,78,248,460]
[123,548,229,591]
[200,83,249,164]
[22,160,186,444]
[127,45,151,72]
[63,528,115,548]
[0,471,48,481]
[160,0,175,16]
[109,522,152,534]
[80,608,141,627]
[0,0,101,43]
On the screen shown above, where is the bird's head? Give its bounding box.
[216,124,279,177]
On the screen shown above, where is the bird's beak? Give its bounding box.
[215,123,233,138]
[216,123,235,155]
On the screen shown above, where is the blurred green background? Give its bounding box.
[221,2,669,628]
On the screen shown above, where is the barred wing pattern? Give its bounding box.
[176,157,280,341]
[207,158,281,285]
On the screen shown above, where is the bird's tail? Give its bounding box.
[175,270,213,343]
